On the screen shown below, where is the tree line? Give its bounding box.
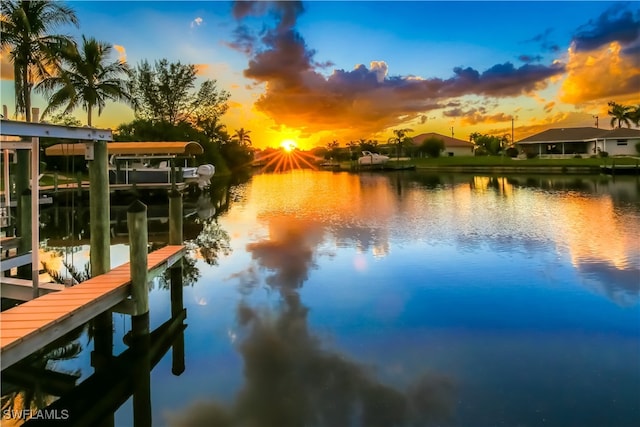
[1,0,253,176]
[315,130,446,161]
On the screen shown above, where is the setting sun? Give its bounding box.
[280,139,297,152]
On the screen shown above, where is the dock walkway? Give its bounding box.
[0,245,185,370]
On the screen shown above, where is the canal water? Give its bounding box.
[3,171,640,427]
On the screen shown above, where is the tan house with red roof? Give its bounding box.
[517,127,640,157]
[412,132,475,156]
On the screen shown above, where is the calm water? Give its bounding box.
[4,171,640,427]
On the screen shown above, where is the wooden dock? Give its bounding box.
[0,245,185,371]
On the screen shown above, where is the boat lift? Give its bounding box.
[0,116,113,294]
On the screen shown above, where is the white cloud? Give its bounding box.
[190,17,203,29]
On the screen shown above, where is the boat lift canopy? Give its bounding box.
[45,141,204,158]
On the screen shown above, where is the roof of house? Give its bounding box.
[517,127,640,144]
[411,132,474,148]
[602,127,640,139]
[45,141,204,156]
[517,127,601,144]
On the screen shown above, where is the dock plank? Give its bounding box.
[0,245,185,370]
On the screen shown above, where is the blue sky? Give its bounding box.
[2,1,639,148]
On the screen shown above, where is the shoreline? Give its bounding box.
[412,165,600,174]
[336,158,640,175]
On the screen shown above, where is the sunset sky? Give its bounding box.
[1,1,639,149]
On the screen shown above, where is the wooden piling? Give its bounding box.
[127,200,149,317]
[17,189,31,280]
[14,150,30,228]
[89,140,111,276]
[76,171,83,197]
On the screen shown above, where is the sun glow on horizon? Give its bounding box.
[280,139,297,152]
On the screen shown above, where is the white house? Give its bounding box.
[412,132,475,156]
[517,127,640,157]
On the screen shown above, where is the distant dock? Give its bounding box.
[600,164,640,175]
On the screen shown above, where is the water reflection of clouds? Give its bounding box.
[168,214,456,426]
[168,300,456,426]
[577,260,640,306]
[246,217,325,291]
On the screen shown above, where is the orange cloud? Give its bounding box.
[113,44,127,63]
[512,111,592,140]
[543,101,555,113]
[560,41,640,105]
[194,64,209,76]
[230,2,564,143]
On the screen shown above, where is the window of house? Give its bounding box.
[616,139,628,146]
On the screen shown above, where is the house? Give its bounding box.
[412,132,475,156]
[517,127,640,157]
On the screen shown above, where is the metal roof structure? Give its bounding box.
[45,141,204,157]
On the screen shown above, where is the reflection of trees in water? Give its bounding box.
[43,259,91,285]
[169,217,456,426]
[158,218,232,289]
[188,220,231,266]
[1,328,84,421]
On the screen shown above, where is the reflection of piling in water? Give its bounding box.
[93,312,115,427]
[23,201,188,426]
[24,310,187,426]
[170,262,185,376]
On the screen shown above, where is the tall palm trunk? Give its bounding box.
[16,59,33,277]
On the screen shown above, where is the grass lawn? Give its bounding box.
[1,172,85,191]
[406,155,640,167]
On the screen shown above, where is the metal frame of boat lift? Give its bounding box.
[0,118,113,293]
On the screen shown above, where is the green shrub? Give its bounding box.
[635,141,640,155]
[505,147,519,158]
[573,154,582,159]
[525,152,538,159]
[420,137,445,158]
[599,151,609,158]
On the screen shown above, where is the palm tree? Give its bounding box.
[631,104,640,127]
[388,128,413,160]
[1,0,79,122]
[607,101,633,129]
[233,128,252,146]
[36,35,132,126]
[1,0,78,251]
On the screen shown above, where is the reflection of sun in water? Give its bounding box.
[281,139,297,152]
